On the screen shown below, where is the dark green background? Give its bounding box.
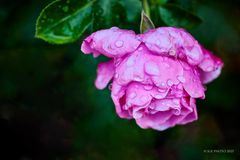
[0,0,239,159]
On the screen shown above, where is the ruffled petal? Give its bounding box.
[111,80,134,119]
[198,47,224,84]
[179,97,198,124]
[81,27,141,58]
[181,61,205,98]
[142,27,204,65]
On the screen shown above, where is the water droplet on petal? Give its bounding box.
[145,61,160,75]
[172,109,180,115]
[126,57,135,66]
[134,76,143,82]
[177,75,186,83]
[158,88,166,93]
[111,27,119,30]
[140,96,148,102]
[169,48,176,56]
[173,99,179,105]
[163,62,170,68]
[155,94,163,99]
[144,85,153,90]
[161,82,166,87]
[115,40,124,48]
[138,47,143,51]
[167,79,173,86]
[129,92,137,99]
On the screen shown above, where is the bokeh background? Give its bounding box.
[0,0,239,159]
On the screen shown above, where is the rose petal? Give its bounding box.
[95,60,115,90]
[182,64,205,98]
[111,81,131,118]
[198,47,224,84]
[81,27,141,58]
[136,110,172,130]
[142,27,204,65]
[179,98,198,124]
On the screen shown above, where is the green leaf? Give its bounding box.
[92,0,141,30]
[140,10,155,33]
[159,4,202,30]
[35,0,95,44]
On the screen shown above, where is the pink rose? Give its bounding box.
[81,27,223,131]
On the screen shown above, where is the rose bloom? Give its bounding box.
[81,27,223,131]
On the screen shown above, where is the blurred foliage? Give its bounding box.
[0,0,240,160]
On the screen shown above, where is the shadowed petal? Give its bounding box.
[95,60,115,90]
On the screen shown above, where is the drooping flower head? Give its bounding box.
[81,27,223,131]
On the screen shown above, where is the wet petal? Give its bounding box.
[95,60,115,90]
[136,110,173,130]
[81,27,141,58]
[111,81,131,118]
[142,27,204,65]
[182,64,205,98]
[198,48,224,84]
[179,98,198,124]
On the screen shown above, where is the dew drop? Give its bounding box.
[140,96,148,102]
[129,92,137,99]
[138,47,143,51]
[144,85,153,90]
[158,88,166,93]
[145,62,160,75]
[173,99,179,105]
[169,48,176,56]
[177,75,186,83]
[172,108,180,115]
[126,57,135,66]
[62,6,69,12]
[134,76,143,82]
[163,62,170,68]
[167,79,173,86]
[155,94,163,99]
[111,26,119,30]
[161,82,166,87]
[115,40,124,48]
